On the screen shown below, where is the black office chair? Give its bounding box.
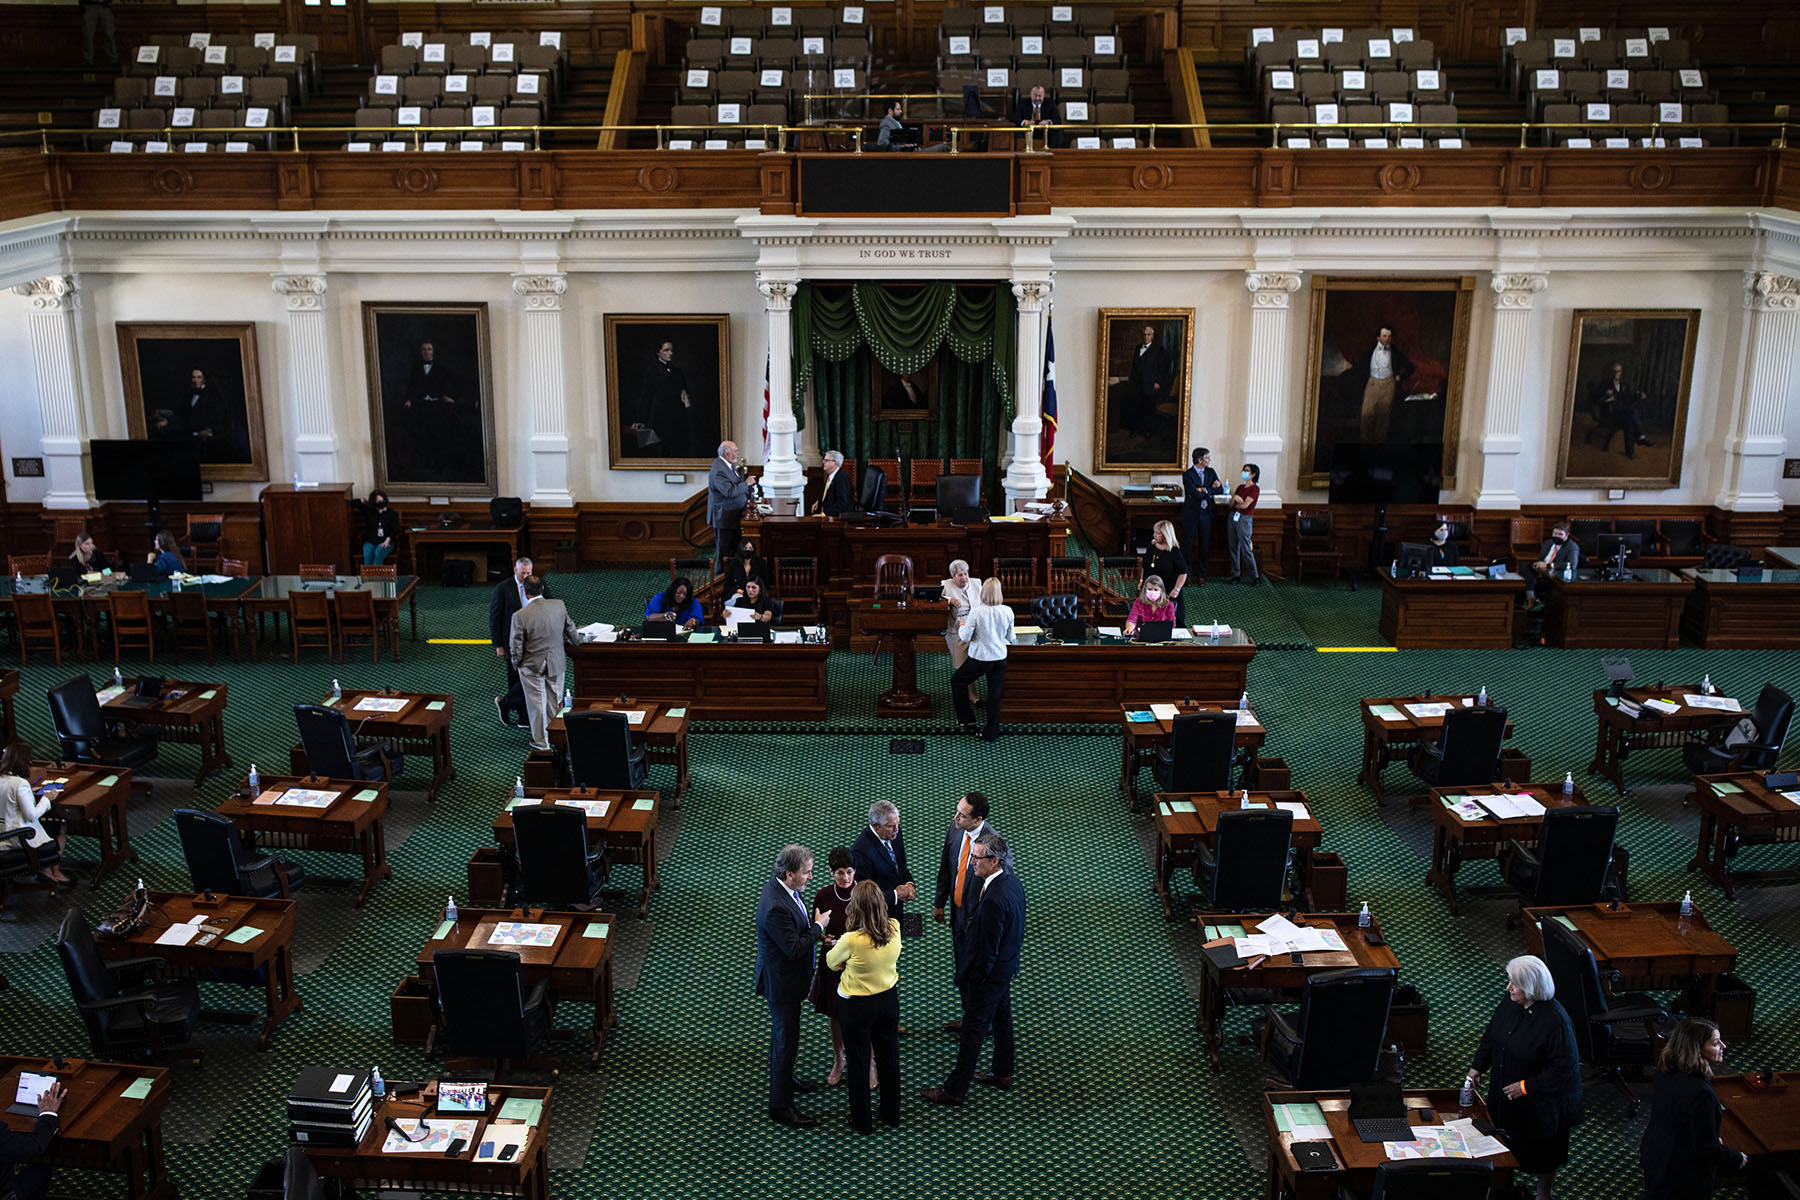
[282,1145,327,1200]
[1351,1159,1495,1200]
[1702,543,1753,570]
[1261,966,1397,1089]
[1409,706,1508,788]
[565,710,647,790]
[1503,805,1621,925]
[859,466,888,513]
[1194,808,1293,911]
[431,949,553,1076]
[512,803,606,910]
[45,676,158,770]
[56,908,201,1061]
[1155,712,1237,794]
[0,824,62,910]
[1683,683,1793,776]
[1660,519,1703,557]
[174,808,304,899]
[293,703,402,782]
[1541,920,1666,1114]
[1031,593,1080,625]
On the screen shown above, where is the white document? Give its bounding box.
[156,923,200,946]
[1237,710,1258,726]
[724,606,757,626]
[1275,801,1309,820]
[1256,913,1302,943]
[1149,703,1179,721]
[576,621,615,640]
[1404,701,1454,719]
[1170,628,1194,640]
[1097,626,1124,638]
[608,710,647,725]
[771,630,802,644]
[354,696,408,712]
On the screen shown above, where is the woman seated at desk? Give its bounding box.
[723,537,768,598]
[725,576,780,625]
[147,530,186,579]
[1428,523,1460,569]
[646,577,704,630]
[1124,574,1176,636]
[68,533,113,575]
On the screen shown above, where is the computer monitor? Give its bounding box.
[1327,442,1444,505]
[1596,532,1644,562]
[934,474,982,513]
[1396,542,1431,577]
[89,438,204,503]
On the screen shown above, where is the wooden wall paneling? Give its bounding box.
[551,151,766,208]
[58,155,282,211]
[0,153,55,223]
[578,501,702,565]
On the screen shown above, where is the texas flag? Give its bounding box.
[1039,314,1057,471]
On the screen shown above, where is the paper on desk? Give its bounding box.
[1097,626,1124,638]
[98,774,119,787]
[1233,934,1277,957]
[432,919,454,940]
[688,631,717,644]
[1386,1126,1473,1159]
[156,924,200,946]
[1710,780,1743,794]
[495,1096,544,1125]
[1480,793,1544,820]
[1168,799,1196,813]
[667,707,687,719]
[723,606,757,626]
[1441,1118,1508,1157]
[1191,623,1231,636]
[1445,797,1489,821]
[633,797,655,811]
[1158,801,1172,816]
[489,922,560,947]
[771,630,801,644]
[589,631,620,643]
[120,1077,155,1100]
[1272,1101,1329,1136]
[426,701,446,711]
[199,574,232,584]
[353,788,380,802]
[382,1118,477,1154]
[96,686,125,703]
[1170,628,1194,640]
[277,788,338,808]
[608,709,647,725]
[478,1123,531,1160]
[583,921,610,939]
[1256,913,1302,941]
[1779,790,1800,808]
[1237,709,1258,726]
[1018,511,1045,521]
[1275,802,1310,820]
[1684,694,1742,712]
[1645,698,1682,715]
[1405,701,1454,719]
[1150,703,1179,721]
[557,798,611,817]
[353,696,408,713]
[224,925,265,944]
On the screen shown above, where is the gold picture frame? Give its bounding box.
[1094,307,1194,473]
[605,314,732,470]
[362,302,498,496]
[1554,308,1699,488]
[118,321,268,482]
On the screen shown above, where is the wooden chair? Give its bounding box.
[992,556,1038,600]
[11,594,62,666]
[52,515,89,550]
[8,555,48,577]
[221,558,249,577]
[168,589,219,663]
[670,556,713,582]
[359,563,398,580]
[335,588,380,664]
[182,513,225,574]
[910,457,984,506]
[774,556,821,622]
[107,590,156,664]
[1293,510,1345,586]
[1507,517,1545,566]
[298,562,337,580]
[288,590,334,663]
[873,553,914,601]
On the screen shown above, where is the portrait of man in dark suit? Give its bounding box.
[1097,309,1192,471]
[119,322,267,481]
[365,303,496,495]
[607,315,729,468]
[1556,309,1698,487]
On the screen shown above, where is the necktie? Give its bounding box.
[882,838,895,864]
[954,833,971,907]
[790,889,806,918]
[1547,543,1559,564]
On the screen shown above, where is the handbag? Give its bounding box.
[96,883,164,940]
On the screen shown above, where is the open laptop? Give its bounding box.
[637,622,680,640]
[1133,620,1174,643]
[8,1072,56,1117]
[1349,1081,1414,1143]
[119,675,164,708]
[913,585,945,603]
[1049,618,1088,644]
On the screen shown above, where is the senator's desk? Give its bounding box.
[499,789,662,917]
[1358,695,1516,806]
[1120,701,1266,808]
[1589,685,1743,794]
[569,638,830,721]
[302,1085,552,1200]
[548,700,691,800]
[94,891,301,1049]
[0,666,17,740]
[1765,547,1800,569]
[1192,912,1398,1071]
[1376,567,1525,648]
[1264,1087,1515,1200]
[1522,901,1738,1014]
[1681,567,1800,648]
[1539,566,1690,648]
[312,688,455,801]
[414,908,616,1065]
[849,595,949,717]
[217,774,391,906]
[1152,791,1320,920]
[402,518,524,581]
[29,760,137,884]
[1425,781,1591,914]
[995,630,1257,724]
[1715,1072,1800,1176]
[0,1056,174,1200]
[1691,772,1800,899]
[245,573,421,658]
[100,677,232,785]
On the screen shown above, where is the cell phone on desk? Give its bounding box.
[498,1144,518,1161]
[1289,951,1304,965]
[477,1141,495,1159]
[444,1138,467,1158]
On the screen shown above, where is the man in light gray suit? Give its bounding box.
[509,575,579,752]
[708,439,749,569]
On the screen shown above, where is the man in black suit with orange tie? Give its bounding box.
[933,791,995,1032]
[0,1076,64,1200]
[1180,447,1223,583]
[924,833,1025,1106]
[755,845,828,1128]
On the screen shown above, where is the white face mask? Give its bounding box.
[1145,590,1162,602]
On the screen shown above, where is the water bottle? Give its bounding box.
[371,1066,386,1100]
[561,685,573,715]
[1563,771,1575,795]
[171,572,181,592]
[513,776,525,800]
[248,763,260,796]
[1358,900,1372,929]
[444,894,458,924]
[292,471,302,489]
[1460,1078,1477,1109]
[1208,621,1218,645]
[1680,890,1693,917]
[330,678,342,702]
[1564,558,1573,581]
[1477,684,1487,706]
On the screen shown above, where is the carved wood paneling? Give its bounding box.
[579,502,701,564]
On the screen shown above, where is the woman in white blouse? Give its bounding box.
[950,576,1016,742]
[940,558,984,709]
[0,740,71,884]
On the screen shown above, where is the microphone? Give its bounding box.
[385,1115,429,1143]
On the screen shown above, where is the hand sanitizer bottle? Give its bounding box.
[371,1066,386,1100]
[293,470,302,489]
[444,894,458,924]
[561,685,573,715]
[1238,690,1249,712]
[1240,788,1251,809]
[330,678,342,702]
[1701,673,1712,695]
[513,776,525,800]
[1680,890,1693,917]
[248,763,260,795]
[1477,684,1487,706]
[1563,771,1575,795]
[1358,900,1372,929]
[113,666,124,689]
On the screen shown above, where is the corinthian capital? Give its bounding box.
[1746,272,1800,312]
[12,276,76,312]
[1489,272,1547,310]
[272,274,327,312]
[512,274,567,311]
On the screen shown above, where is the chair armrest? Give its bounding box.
[1593,999,1668,1024]
[1260,1004,1301,1046]
[1194,842,1217,870]
[105,955,171,983]
[76,989,165,1015]
[1504,841,1540,870]
[0,826,36,846]
[521,979,551,1017]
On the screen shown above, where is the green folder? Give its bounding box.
[1202,923,1247,941]
[433,919,454,940]
[426,700,447,711]
[198,689,218,700]
[225,925,264,944]
[507,797,533,809]
[98,774,119,787]
[1273,1102,1327,1132]
[1369,704,1403,720]
[1711,781,1744,794]
[496,1097,544,1125]
[583,922,610,940]
[668,707,687,719]
[688,632,717,644]
[1157,801,1172,817]
[353,789,379,802]
[1550,914,1578,932]
[120,1077,155,1101]
[633,798,655,811]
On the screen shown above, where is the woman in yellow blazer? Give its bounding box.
[826,880,903,1133]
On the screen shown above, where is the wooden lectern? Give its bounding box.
[262,483,352,574]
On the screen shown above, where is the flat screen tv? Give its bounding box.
[1327,442,1444,505]
[89,439,204,503]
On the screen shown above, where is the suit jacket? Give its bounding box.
[1181,465,1222,519]
[819,468,853,517]
[0,1112,58,1196]
[1128,341,1170,402]
[1350,342,1416,391]
[1538,537,1580,573]
[852,825,913,912]
[933,818,995,931]
[406,358,456,404]
[1428,540,1460,568]
[1013,96,1059,125]
[955,868,1025,991]
[1640,1071,1740,1200]
[489,575,539,648]
[754,875,821,1003]
[509,597,578,677]
[708,457,748,526]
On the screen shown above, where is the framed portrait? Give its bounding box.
[362,302,497,497]
[605,314,731,469]
[1555,309,1699,488]
[1094,308,1193,472]
[1300,275,1474,490]
[118,322,267,482]
[871,355,939,422]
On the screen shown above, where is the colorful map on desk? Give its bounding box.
[382,1118,478,1154]
[275,788,339,808]
[354,696,409,713]
[1404,701,1455,719]
[489,922,560,947]
[556,798,611,817]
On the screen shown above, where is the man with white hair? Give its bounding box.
[814,449,853,517]
[853,800,916,916]
[708,440,749,568]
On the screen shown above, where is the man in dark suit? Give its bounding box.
[1525,519,1579,605]
[708,441,749,570]
[755,844,828,1128]
[0,1076,64,1200]
[924,833,1025,1106]
[932,791,995,1032]
[401,341,468,480]
[152,368,230,456]
[1013,83,1059,147]
[813,449,853,517]
[1123,323,1169,435]
[1589,361,1653,459]
[853,800,915,915]
[489,556,538,728]
[1180,447,1223,583]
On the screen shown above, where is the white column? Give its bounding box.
[14,276,93,509]
[511,273,573,506]
[757,276,804,500]
[1242,271,1302,509]
[1717,271,1798,511]
[1474,272,1548,509]
[271,274,339,483]
[1001,278,1052,510]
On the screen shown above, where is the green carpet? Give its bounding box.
[1,568,1796,1200]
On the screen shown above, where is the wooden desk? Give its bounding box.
[1523,901,1738,1012]
[246,574,421,659]
[403,521,524,582]
[100,678,231,785]
[549,700,691,801]
[30,761,137,884]
[1377,567,1525,648]
[0,667,17,741]
[1152,791,1318,921]
[849,595,950,717]
[1765,547,1800,569]
[1681,568,1800,648]
[568,640,831,721]
[94,891,301,1050]
[1715,1072,1800,1173]
[999,634,1258,724]
[1357,695,1517,806]
[415,909,615,1066]
[303,1086,552,1200]
[0,1056,174,1200]
[1264,1087,1515,1200]
[1541,567,1690,649]
[1691,771,1800,899]
[1424,781,1591,914]
[216,774,391,906]
[1120,701,1266,808]
[1192,911,1398,1071]
[322,689,455,802]
[499,789,662,918]
[1589,685,1742,794]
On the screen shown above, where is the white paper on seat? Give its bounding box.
[1061,67,1084,87]
[274,45,297,63]
[189,32,211,48]
[540,32,561,48]
[468,31,491,47]
[842,6,864,23]
[1341,69,1365,89]
[987,68,1010,86]
[716,102,740,123]
[1505,28,1527,46]
[1268,70,1294,91]
[98,108,121,128]
[770,7,791,25]
[1660,102,1684,121]
[183,142,209,153]
[1552,39,1576,58]
[1416,69,1439,90]
[401,32,423,47]
[443,74,468,93]
[422,43,445,63]
[1093,35,1116,55]
[1649,27,1671,42]
[137,45,160,63]
[1624,38,1650,57]
[1607,68,1631,88]
[1052,6,1074,22]
[1321,28,1342,44]
[1022,36,1042,54]
[833,68,855,87]
[204,45,228,64]
[1680,69,1703,87]
[1251,28,1273,46]
[761,69,783,86]
[516,74,540,94]
[1076,135,1101,148]
[1064,101,1089,120]
[729,37,751,55]
[699,6,721,25]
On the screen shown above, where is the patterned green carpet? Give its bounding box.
[2,568,1796,1200]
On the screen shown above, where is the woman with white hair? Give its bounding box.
[940,559,983,709]
[1465,955,1583,1200]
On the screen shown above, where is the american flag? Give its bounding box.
[760,350,771,462]
[1039,313,1057,471]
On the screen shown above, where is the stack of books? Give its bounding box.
[288,1067,374,1147]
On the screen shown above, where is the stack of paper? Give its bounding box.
[1097,626,1124,638]
[1150,703,1179,721]
[1272,1101,1330,1140]
[771,630,802,644]
[382,1118,478,1154]
[1252,914,1346,953]
[353,696,409,713]
[1444,796,1489,821]
[1369,704,1406,722]
[1274,801,1310,820]
[1645,697,1682,715]
[576,622,615,642]
[1441,1117,1508,1157]
[1191,623,1232,636]
[1170,628,1194,640]
[1480,792,1546,820]
[1405,701,1455,719]
[723,606,756,626]
[1385,1126,1471,1159]
[1237,709,1258,726]
[556,798,611,817]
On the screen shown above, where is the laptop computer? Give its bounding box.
[638,622,679,640]
[7,1072,56,1117]
[128,562,161,584]
[951,506,988,526]
[735,620,771,642]
[1349,1081,1414,1143]
[1134,620,1174,643]
[119,675,164,708]
[1049,618,1088,644]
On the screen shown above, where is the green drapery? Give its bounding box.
[808,348,1004,469]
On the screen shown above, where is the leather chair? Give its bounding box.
[1569,518,1611,560]
[1031,593,1080,625]
[1155,712,1236,793]
[56,908,201,1061]
[1409,706,1507,788]
[431,949,553,1076]
[1702,543,1753,570]
[859,466,888,513]
[0,824,62,911]
[1541,919,1666,1114]
[1261,966,1397,1089]
[46,676,158,770]
[1293,510,1345,587]
[293,703,402,782]
[1660,519,1703,557]
[1194,808,1293,912]
[1355,1159,1495,1200]
[565,710,646,790]
[1503,805,1621,923]
[174,808,303,898]
[512,803,606,909]
[282,1145,327,1200]
[1683,683,1793,776]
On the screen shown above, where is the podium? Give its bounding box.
[262,483,352,574]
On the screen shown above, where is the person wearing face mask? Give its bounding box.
[808,848,869,1089]
[362,490,399,568]
[1526,520,1580,606]
[1139,521,1189,622]
[941,560,984,709]
[724,537,768,599]
[1227,464,1261,585]
[1640,1018,1749,1200]
[1428,521,1460,569]
[1124,575,1176,636]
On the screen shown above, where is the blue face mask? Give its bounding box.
[1241,471,1251,482]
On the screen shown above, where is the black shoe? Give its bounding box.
[943,1019,964,1032]
[981,730,1002,742]
[791,1077,822,1094]
[494,696,514,727]
[974,1071,1014,1089]
[770,1106,818,1128]
[1637,437,1654,446]
[960,723,980,735]
[920,1087,963,1107]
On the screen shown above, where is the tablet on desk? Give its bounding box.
[436,1080,488,1115]
[1133,621,1174,643]
[8,1071,56,1117]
